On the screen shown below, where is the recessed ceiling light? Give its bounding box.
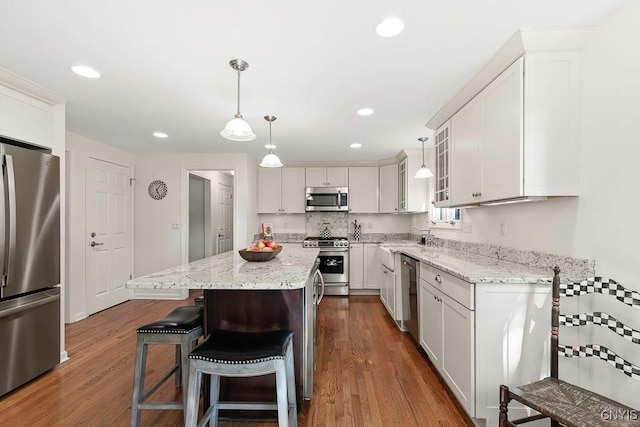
[350,143,362,148]
[153,132,168,138]
[265,144,276,149]
[70,65,101,79]
[357,108,373,116]
[376,17,405,38]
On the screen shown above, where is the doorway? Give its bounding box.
[188,174,211,262]
[187,170,234,260]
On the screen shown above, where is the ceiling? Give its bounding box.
[0,0,628,162]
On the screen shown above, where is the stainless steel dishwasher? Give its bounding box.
[401,255,419,344]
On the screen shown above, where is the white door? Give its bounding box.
[86,158,132,315]
[216,182,233,254]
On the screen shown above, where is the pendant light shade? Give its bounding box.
[415,137,433,179]
[260,116,283,168]
[220,59,256,142]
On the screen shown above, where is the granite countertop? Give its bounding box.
[126,244,320,290]
[386,245,556,284]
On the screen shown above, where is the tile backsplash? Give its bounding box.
[306,212,348,237]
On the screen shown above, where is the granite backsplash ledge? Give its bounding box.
[250,231,594,279]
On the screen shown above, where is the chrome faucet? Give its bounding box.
[410,226,438,247]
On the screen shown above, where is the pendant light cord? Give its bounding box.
[422,139,425,166]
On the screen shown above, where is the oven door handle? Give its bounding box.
[316,270,325,305]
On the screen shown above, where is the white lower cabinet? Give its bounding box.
[419,279,442,368]
[350,243,381,290]
[419,271,474,417]
[380,265,395,317]
[349,244,364,289]
[418,263,552,425]
[363,244,379,289]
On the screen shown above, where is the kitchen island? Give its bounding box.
[126,244,321,405]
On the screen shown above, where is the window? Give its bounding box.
[430,207,461,229]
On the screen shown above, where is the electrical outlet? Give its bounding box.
[500,220,507,236]
[463,221,472,233]
[171,222,179,230]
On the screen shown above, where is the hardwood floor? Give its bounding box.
[0,293,471,426]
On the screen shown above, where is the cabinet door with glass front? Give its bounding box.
[434,121,451,207]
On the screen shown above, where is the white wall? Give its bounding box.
[134,153,257,299]
[65,132,136,323]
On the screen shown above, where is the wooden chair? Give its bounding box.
[499,267,640,426]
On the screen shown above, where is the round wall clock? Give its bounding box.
[148,180,168,200]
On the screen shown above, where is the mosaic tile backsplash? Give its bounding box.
[305,212,348,237]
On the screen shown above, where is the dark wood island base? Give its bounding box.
[204,289,305,408]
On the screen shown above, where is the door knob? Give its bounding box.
[91,232,96,238]
[90,241,104,247]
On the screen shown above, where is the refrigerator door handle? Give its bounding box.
[0,291,60,320]
[4,154,16,287]
[0,154,5,292]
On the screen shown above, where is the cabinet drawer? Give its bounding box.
[420,263,474,310]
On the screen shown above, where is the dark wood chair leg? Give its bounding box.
[499,385,510,427]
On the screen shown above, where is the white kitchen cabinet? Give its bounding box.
[349,243,364,290]
[384,266,395,318]
[418,263,475,418]
[442,50,581,207]
[258,167,305,213]
[419,278,442,369]
[433,122,451,207]
[450,58,523,206]
[379,163,399,213]
[305,167,348,187]
[352,243,381,290]
[348,167,379,213]
[363,244,380,289]
[398,151,429,213]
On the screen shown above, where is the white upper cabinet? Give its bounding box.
[429,29,586,207]
[433,121,451,207]
[379,163,399,213]
[258,167,305,213]
[451,58,523,206]
[399,150,429,213]
[281,167,306,213]
[348,167,379,213]
[305,167,348,187]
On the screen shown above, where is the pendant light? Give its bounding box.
[260,115,283,168]
[220,59,256,142]
[415,137,433,178]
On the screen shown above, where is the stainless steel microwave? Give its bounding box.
[305,187,348,211]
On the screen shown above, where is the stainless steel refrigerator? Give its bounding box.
[0,137,60,397]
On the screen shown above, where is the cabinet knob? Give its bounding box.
[435,275,442,283]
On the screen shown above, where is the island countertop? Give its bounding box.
[126,244,320,290]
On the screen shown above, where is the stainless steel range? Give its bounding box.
[302,237,349,296]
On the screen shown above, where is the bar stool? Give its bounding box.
[130,305,204,427]
[184,329,297,427]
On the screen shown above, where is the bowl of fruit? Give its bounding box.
[238,240,282,262]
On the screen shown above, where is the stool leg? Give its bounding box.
[185,360,202,427]
[285,346,298,427]
[175,343,182,388]
[275,359,289,427]
[130,338,148,427]
[209,374,221,427]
